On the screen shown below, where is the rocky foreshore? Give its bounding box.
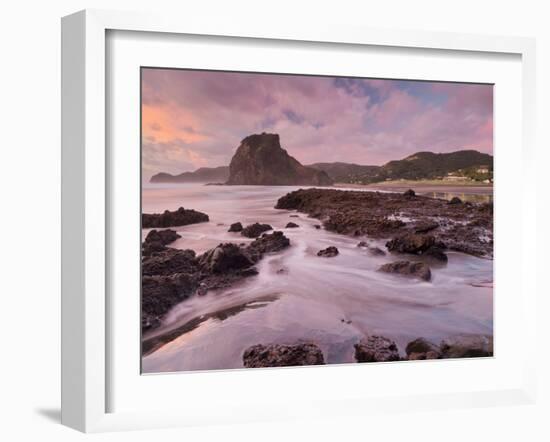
[242,334,493,368]
[142,207,209,228]
[142,187,493,368]
[275,188,493,259]
[141,228,291,332]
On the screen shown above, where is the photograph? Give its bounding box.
[140,68,494,373]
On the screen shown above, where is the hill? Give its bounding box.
[307,162,381,184]
[150,166,229,183]
[373,150,493,183]
[226,133,333,186]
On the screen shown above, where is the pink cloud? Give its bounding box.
[141,69,493,179]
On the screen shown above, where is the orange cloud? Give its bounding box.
[142,103,207,144]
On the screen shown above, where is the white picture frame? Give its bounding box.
[61,9,538,433]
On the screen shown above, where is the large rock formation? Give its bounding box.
[226,133,333,186]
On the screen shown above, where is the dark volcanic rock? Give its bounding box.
[243,343,325,368]
[142,207,209,228]
[358,242,385,255]
[246,231,291,262]
[226,133,333,186]
[403,189,416,198]
[440,334,493,358]
[386,233,435,254]
[405,338,441,360]
[228,222,243,232]
[198,243,254,274]
[367,246,386,256]
[142,240,167,256]
[449,196,463,205]
[314,225,321,229]
[379,260,432,281]
[141,232,290,332]
[274,188,493,258]
[142,248,198,277]
[386,233,448,262]
[354,336,400,362]
[317,246,339,257]
[241,222,273,238]
[285,222,299,228]
[144,229,181,246]
[423,244,448,262]
[142,272,199,331]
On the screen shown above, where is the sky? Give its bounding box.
[141,68,493,180]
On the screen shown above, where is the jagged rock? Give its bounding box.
[142,240,167,256]
[386,233,435,254]
[198,243,254,274]
[386,233,447,261]
[317,246,339,257]
[274,188,493,258]
[142,272,199,331]
[228,222,243,232]
[449,196,463,205]
[144,229,181,246]
[440,334,493,358]
[286,222,299,228]
[142,207,209,228]
[141,232,290,332]
[314,225,321,229]
[405,338,441,360]
[243,343,325,367]
[379,260,431,281]
[354,336,400,362]
[142,248,198,276]
[226,133,333,186]
[403,189,416,198]
[367,246,386,256]
[423,244,448,262]
[357,241,369,248]
[241,222,273,238]
[246,231,290,262]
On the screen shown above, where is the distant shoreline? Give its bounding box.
[335,180,493,195]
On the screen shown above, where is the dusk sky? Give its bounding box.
[142,68,493,180]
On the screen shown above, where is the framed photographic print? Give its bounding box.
[61,9,538,432]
